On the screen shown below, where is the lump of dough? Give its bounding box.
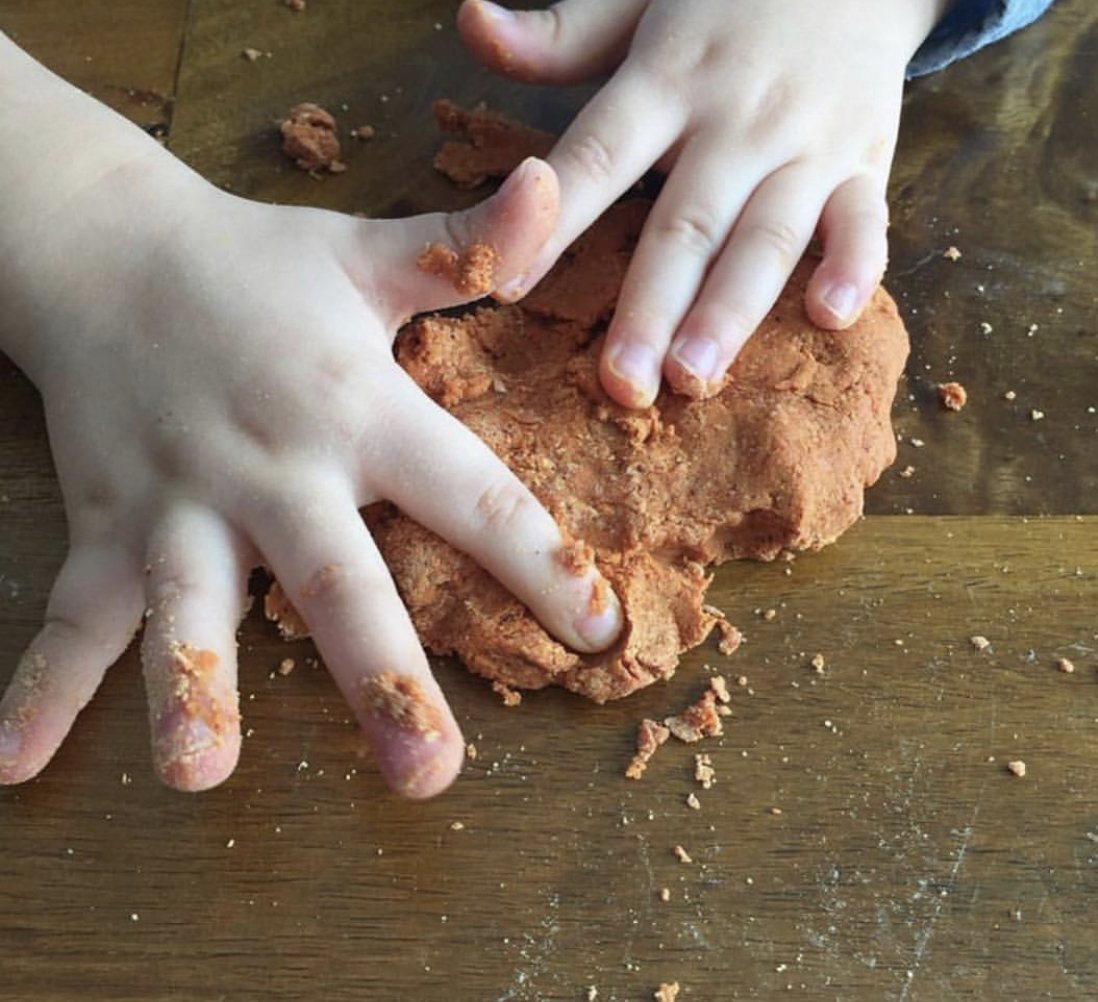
[366,198,908,703]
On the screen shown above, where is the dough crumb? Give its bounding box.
[417,241,499,298]
[586,988,598,1002]
[280,102,344,173]
[665,689,725,743]
[704,608,743,656]
[491,680,522,707]
[242,47,263,62]
[277,657,295,676]
[654,982,681,1002]
[466,742,479,760]
[943,245,962,261]
[709,675,731,705]
[625,718,671,779]
[672,845,692,864]
[694,753,716,789]
[1056,657,1075,674]
[659,887,671,902]
[558,537,597,577]
[360,672,443,741]
[809,653,826,673]
[351,124,375,140]
[1007,759,1027,778]
[432,99,554,188]
[938,381,968,412]
[157,644,239,770]
[970,635,991,651]
[264,580,310,640]
[685,792,701,810]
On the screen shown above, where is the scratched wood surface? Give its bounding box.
[1,2,1097,1001]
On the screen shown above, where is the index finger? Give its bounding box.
[504,69,685,300]
[371,374,623,655]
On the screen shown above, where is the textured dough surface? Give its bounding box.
[366,199,909,703]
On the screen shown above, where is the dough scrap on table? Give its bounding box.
[280,102,345,173]
[432,99,554,189]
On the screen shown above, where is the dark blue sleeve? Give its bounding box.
[907,0,1058,77]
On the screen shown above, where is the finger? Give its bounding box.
[0,542,143,784]
[600,138,760,408]
[141,502,251,792]
[369,157,559,320]
[249,488,465,800]
[804,174,890,330]
[503,68,686,301]
[373,378,623,653]
[663,164,827,399]
[457,0,647,85]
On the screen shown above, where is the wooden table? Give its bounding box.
[2,3,1096,999]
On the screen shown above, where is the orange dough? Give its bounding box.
[360,672,443,741]
[416,241,498,298]
[432,99,554,189]
[367,199,908,703]
[280,102,344,173]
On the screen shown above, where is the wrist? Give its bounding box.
[0,31,211,381]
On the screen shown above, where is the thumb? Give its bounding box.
[457,0,648,85]
[369,156,559,321]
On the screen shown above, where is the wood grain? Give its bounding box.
[1,1,1097,1000]
[2,516,1097,1001]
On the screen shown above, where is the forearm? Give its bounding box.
[0,31,200,377]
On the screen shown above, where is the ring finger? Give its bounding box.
[600,137,762,407]
[249,485,464,800]
[664,163,828,398]
[142,502,251,792]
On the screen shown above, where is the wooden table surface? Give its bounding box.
[2,3,1097,1000]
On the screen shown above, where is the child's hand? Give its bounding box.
[0,147,622,798]
[459,0,949,406]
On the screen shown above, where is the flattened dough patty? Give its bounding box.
[366,200,909,702]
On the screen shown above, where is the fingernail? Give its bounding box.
[605,343,660,406]
[391,750,460,800]
[822,282,859,323]
[0,721,21,762]
[495,273,527,302]
[670,336,721,384]
[574,578,622,651]
[477,0,515,23]
[499,155,535,192]
[159,718,217,761]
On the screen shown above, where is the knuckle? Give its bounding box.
[536,5,565,46]
[746,218,804,267]
[300,562,358,605]
[473,479,536,539]
[653,208,724,258]
[145,568,205,608]
[562,132,616,183]
[692,299,756,343]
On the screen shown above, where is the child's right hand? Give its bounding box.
[459,0,950,407]
[0,102,621,798]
